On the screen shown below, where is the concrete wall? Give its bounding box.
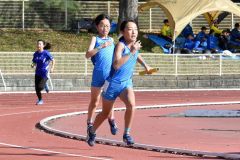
[1,74,240,92]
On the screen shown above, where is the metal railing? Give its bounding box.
[0,52,240,76]
[0,69,7,91]
[0,1,239,32]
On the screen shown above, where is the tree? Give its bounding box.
[29,0,81,29]
[118,0,138,32]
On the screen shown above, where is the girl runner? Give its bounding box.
[87,20,152,146]
[85,14,118,135]
[31,40,55,105]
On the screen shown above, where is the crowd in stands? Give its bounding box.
[159,19,240,54]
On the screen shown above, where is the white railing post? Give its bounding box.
[175,54,178,77]
[219,54,222,76]
[48,74,54,91]
[84,58,88,75]
[0,69,7,91]
[108,1,111,16]
[22,0,25,31]
[65,0,68,30]
[231,13,234,29]
[149,8,152,32]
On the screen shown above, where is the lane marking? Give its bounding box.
[39,101,240,160]
[0,107,111,160]
[40,101,240,122]
[1,101,239,118]
[1,92,240,159]
[0,142,111,160]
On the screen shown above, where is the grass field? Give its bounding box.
[0,30,162,53]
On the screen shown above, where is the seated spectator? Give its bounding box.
[195,26,208,48]
[210,20,222,36]
[230,23,240,46]
[181,24,194,38]
[184,34,201,53]
[160,19,173,42]
[219,29,231,51]
[207,29,220,53]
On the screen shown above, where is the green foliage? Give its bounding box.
[42,0,80,12]
[0,30,160,53]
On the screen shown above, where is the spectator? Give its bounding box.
[230,23,240,46]
[219,29,231,50]
[195,26,208,48]
[207,29,219,53]
[184,34,201,53]
[160,19,173,42]
[210,20,222,36]
[181,24,194,38]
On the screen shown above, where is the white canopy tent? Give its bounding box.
[139,0,240,39]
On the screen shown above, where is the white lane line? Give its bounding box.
[40,101,240,123]
[0,107,111,160]
[39,101,240,160]
[1,94,239,160]
[0,142,111,160]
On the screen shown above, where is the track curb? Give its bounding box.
[39,101,240,160]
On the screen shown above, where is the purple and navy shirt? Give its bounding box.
[32,50,54,78]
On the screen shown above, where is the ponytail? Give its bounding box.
[44,42,51,50]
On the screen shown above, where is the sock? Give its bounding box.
[124,128,131,135]
[108,118,115,123]
[89,126,95,134]
[87,119,92,125]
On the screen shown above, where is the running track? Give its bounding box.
[0,90,240,160]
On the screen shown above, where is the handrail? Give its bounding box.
[48,73,53,91]
[0,69,7,91]
[1,52,240,76]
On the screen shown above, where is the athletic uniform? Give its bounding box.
[32,50,54,102]
[91,36,114,87]
[87,39,138,147]
[102,40,139,101]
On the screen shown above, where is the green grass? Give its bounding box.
[0,30,163,53]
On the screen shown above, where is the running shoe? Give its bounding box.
[86,125,96,147]
[36,100,43,105]
[123,134,134,146]
[108,119,118,135]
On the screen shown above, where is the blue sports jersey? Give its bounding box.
[91,36,115,71]
[109,40,139,82]
[90,36,115,87]
[207,34,218,50]
[32,50,54,78]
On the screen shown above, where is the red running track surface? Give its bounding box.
[0,90,240,160]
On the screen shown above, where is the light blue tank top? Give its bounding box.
[110,40,139,82]
[91,36,114,71]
